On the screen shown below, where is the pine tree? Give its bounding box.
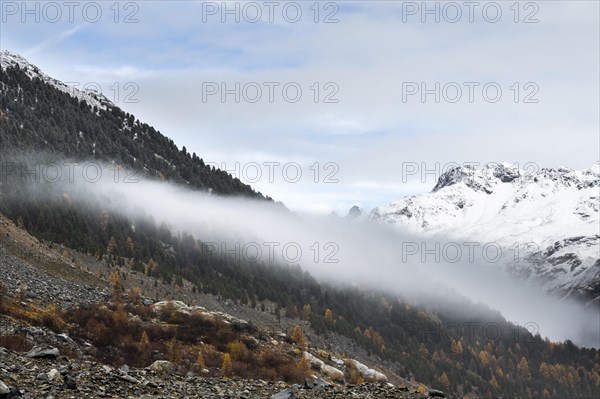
[451,339,463,355]
[139,331,150,351]
[540,361,550,379]
[290,325,308,350]
[196,351,206,370]
[110,271,122,302]
[490,375,499,389]
[168,336,181,364]
[518,357,531,379]
[221,353,233,376]
[302,304,311,321]
[439,372,450,390]
[479,350,491,367]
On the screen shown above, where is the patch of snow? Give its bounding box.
[1,50,113,111]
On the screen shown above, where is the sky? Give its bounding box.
[1,0,599,213]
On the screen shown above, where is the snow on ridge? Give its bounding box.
[372,162,599,239]
[369,162,600,300]
[431,162,599,194]
[0,50,113,111]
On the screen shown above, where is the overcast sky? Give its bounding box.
[2,0,599,213]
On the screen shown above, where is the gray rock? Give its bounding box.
[26,346,59,359]
[148,360,175,375]
[429,389,445,397]
[0,380,10,395]
[271,388,294,399]
[56,333,73,344]
[47,369,59,381]
[62,374,77,390]
[118,374,139,384]
[304,377,331,389]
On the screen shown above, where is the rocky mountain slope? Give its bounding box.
[0,212,436,399]
[370,163,600,302]
[0,345,430,399]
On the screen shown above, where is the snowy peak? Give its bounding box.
[372,162,600,236]
[346,205,364,219]
[0,50,113,111]
[371,162,600,301]
[431,162,599,194]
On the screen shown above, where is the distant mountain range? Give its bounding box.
[365,163,600,303]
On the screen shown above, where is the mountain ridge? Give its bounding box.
[0,50,265,199]
[370,162,600,302]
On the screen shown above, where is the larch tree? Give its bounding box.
[221,353,233,376]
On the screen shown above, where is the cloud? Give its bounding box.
[24,24,84,56]
[2,1,599,213]
[6,158,598,347]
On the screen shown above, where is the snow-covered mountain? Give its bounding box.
[0,50,113,111]
[370,163,600,303]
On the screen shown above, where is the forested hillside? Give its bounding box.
[0,64,264,198]
[1,63,599,399]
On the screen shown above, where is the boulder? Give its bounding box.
[47,369,59,381]
[26,346,59,359]
[305,377,332,389]
[344,359,388,383]
[148,360,175,375]
[321,364,344,383]
[0,381,9,395]
[271,388,294,399]
[62,374,77,390]
[302,352,325,370]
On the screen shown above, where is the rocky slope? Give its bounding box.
[370,163,600,302]
[0,346,433,399]
[0,213,438,399]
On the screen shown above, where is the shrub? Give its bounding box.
[202,345,223,368]
[348,368,365,384]
[40,304,66,332]
[0,334,33,352]
[227,340,249,361]
[279,362,307,384]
